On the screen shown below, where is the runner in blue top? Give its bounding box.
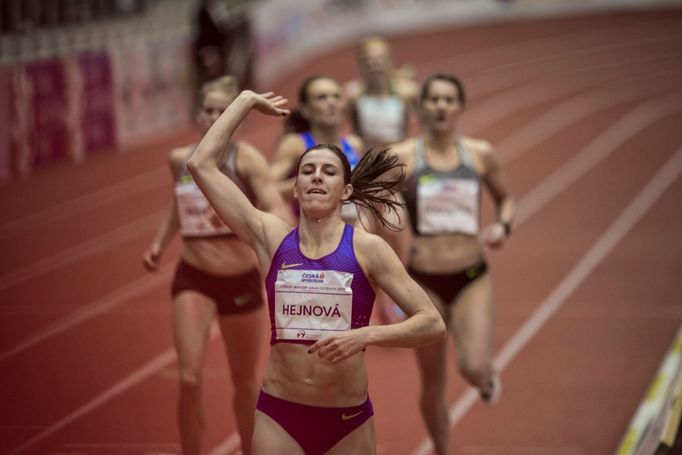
[271,76,364,213]
[187,89,445,455]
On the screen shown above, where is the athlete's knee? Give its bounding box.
[458,359,490,388]
[178,370,202,393]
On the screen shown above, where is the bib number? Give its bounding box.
[274,270,353,341]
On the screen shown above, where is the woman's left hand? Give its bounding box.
[243,90,290,117]
[308,328,370,363]
[480,222,507,249]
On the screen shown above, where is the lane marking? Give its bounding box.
[8,324,221,455]
[0,264,174,361]
[0,211,162,291]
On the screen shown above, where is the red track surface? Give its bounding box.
[2,8,682,455]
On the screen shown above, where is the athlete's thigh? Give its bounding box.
[327,417,376,455]
[172,290,216,372]
[217,305,266,382]
[412,285,450,387]
[450,274,494,358]
[251,410,304,455]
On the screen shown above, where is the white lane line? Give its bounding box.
[497,70,682,165]
[0,210,162,291]
[206,433,241,455]
[9,324,221,455]
[514,94,682,224]
[411,117,682,454]
[420,18,681,78]
[464,55,682,135]
[0,167,168,240]
[0,263,174,361]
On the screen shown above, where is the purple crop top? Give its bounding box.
[265,224,375,345]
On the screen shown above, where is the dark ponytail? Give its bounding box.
[348,148,406,231]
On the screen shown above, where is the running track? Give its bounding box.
[2,8,681,455]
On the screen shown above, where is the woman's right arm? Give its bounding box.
[142,148,186,271]
[187,91,291,257]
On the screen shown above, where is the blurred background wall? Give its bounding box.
[0,0,677,183]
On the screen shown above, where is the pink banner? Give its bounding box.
[0,67,10,182]
[25,59,69,166]
[78,52,116,155]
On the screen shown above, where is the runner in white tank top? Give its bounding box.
[345,36,419,150]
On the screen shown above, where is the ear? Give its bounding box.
[293,185,299,199]
[341,183,353,201]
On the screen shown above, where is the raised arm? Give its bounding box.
[309,232,445,363]
[187,91,291,257]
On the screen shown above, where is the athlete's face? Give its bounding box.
[196,91,234,132]
[420,79,463,133]
[301,78,346,129]
[294,149,352,215]
[359,41,391,77]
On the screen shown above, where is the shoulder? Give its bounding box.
[392,76,419,102]
[344,79,364,101]
[352,228,395,272]
[461,136,500,173]
[353,227,389,256]
[390,137,417,164]
[169,145,191,163]
[168,146,192,173]
[234,141,268,171]
[345,134,364,153]
[275,133,306,155]
[235,140,264,162]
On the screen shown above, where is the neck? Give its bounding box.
[309,125,340,145]
[424,130,456,153]
[365,74,391,94]
[298,211,345,253]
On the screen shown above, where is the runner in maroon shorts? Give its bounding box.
[142,76,289,455]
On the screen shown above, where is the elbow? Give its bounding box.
[432,316,447,342]
[186,150,210,179]
[185,155,200,176]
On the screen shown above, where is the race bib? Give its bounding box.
[176,184,232,237]
[417,176,479,235]
[274,269,353,341]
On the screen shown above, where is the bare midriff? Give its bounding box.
[181,235,259,276]
[410,232,484,273]
[262,343,369,407]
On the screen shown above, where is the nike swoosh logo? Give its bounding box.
[281,262,303,269]
[341,410,363,421]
